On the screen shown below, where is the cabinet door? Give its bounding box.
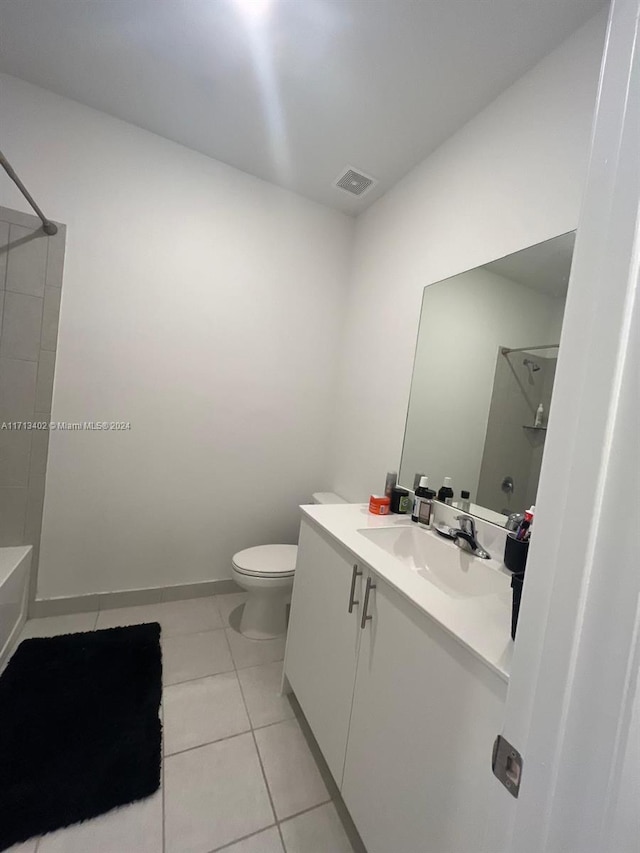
[284,519,364,785]
[342,575,508,853]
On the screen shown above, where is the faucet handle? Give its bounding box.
[454,514,491,559]
[456,514,476,536]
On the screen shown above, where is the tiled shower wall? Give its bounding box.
[0,205,65,597]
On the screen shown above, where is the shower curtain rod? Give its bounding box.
[501,344,560,355]
[0,149,57,236]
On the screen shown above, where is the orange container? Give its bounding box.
[369,495,391,515]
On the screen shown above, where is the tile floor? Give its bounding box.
[5,594,364,853]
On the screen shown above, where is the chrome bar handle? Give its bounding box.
[348,564,362,613]
[360,576,377,629]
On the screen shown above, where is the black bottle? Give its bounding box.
[437,477,454,505]
[412,476,436,526]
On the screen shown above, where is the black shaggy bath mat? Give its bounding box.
[0,622,162,851]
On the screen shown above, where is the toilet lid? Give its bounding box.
[232,544,298,577]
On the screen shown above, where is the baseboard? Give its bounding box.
[30,578,242,618]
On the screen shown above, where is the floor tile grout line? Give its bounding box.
[162,626,229,639]
[276,817,287,852]
[236,664,336,841]
[206,821,278,853]
[210,593,229,629]
[163,646,285,681]
[204,798,338,853]
[163,665,237,689]
[25,594,236,628]
[163,669,322,849]
[221,625,236,673]
[180,620,329,847]
[223,628,286,672]
[95,624,226,638]
[229,657,286,673]
[249,711,298,735]
[162,700,297,761]
[93,597,225,633]
[164,667,292,726]
[236,665,279,827]
[25,602,282,667]
[164,726,253,760]
[162,666,295,759]
[278,796,334,825]
[251,725,280,824]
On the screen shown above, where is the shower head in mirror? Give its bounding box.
[523,358,540,372]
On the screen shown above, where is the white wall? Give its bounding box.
[331,11,606,501]
[0,74,354,599]
[399,266,565,499]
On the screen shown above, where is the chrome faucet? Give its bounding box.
[452,515,491,559]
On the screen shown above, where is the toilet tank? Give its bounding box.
[312,492,346,505]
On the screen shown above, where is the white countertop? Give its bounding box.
[300,503,514,682]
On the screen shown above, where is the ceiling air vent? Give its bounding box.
[334,167,376,197]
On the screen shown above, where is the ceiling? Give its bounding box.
[0,0,606,214]
[485,232,576,298]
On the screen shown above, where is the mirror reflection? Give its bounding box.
[399,232,575,525]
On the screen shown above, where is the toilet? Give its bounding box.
[231,492,346,639]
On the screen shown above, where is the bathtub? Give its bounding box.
[0,546,32,670]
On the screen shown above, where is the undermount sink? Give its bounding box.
[358,525,508,599]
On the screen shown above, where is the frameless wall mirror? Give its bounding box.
[399,231,575,526]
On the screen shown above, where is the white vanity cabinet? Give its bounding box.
[341,573,507,853]
[284,516,509,853]
[284,518,365,784]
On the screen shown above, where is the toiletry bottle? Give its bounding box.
[384,471,398,498]
[412,476,435,526]
[534,404,544,428]
[413,472,426,491]
[437,477,454,505]
[516,506,535,541]
[390,487,410,514]
[460,490,471,512]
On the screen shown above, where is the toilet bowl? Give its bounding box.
[231,544,297,640]
[231,492,346,640]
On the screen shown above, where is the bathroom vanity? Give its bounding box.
[283,503,513,853]
[282,231,580,850]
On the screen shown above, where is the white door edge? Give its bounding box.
[486,1,640,851]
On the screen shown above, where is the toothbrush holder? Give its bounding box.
[504,533,529,574]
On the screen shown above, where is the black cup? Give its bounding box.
[504,533,529,574]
